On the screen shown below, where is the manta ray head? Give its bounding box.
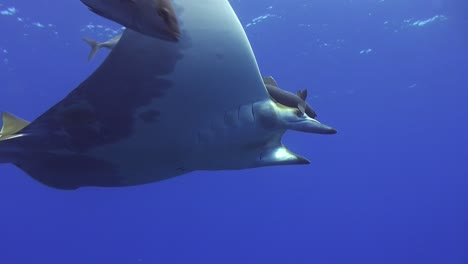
[226,100,337,168]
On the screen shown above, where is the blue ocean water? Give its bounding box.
[0,0,467,263]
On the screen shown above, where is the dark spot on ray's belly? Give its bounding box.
[139,110,160,123]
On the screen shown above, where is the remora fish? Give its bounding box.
[82,34,122,61]
[263,76,317,119]
[0,0,336,190]
[80,0,180,41]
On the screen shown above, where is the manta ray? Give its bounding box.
[0,0,336,190]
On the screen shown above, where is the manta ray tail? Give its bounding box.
[82,37,101,62]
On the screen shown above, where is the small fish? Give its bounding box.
[263,76,318,119]
[80,0,180,41]
[82,34,122,61]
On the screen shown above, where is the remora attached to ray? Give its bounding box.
[0,0,336,190]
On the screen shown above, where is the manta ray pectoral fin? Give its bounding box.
[12,153,120,190]
[258,145,310,167]
[0,112,30,139]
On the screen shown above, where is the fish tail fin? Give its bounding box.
[0,112,30,137]
[82,37,101,62]
[0,112,30,164]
